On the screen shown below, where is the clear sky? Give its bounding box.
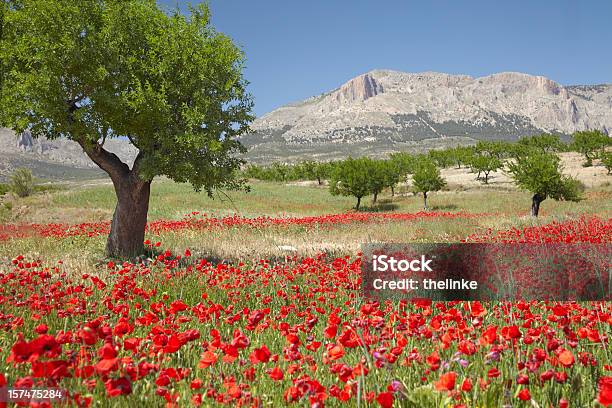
[160,1,612,116]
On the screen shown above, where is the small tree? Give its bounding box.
[269,162,291,182]
[10,168,34,198]
[314,162,333,185]
[571,130,610,167]
[451,146,474,169]
[329,157,372,210]
[601,151,612,175]
[428,149,455,168]
[468,154,502,184]
[296,160,329,185]
[475,140,513,160]
[389,152,417,178]
[507,152,582,216]
[383,160,403,197]
[518,133,564,153]
[368,160,391,204]
[412,159,446,210]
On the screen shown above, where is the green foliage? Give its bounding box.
[475,140,513,160]
[0,184,9,196]
[389,152,417,178]
[329,157,374,209]
[571,130,610,167]
[367,160,401,202]
[0,0,253,194]
[411,159,446,209]
[10,168,34,198]
[468,154,502,184]
[518,133,564,153]
[601,151,612,175]
[427,149,455,168]
[412,159,446,195]
[243,161,333,184]
[507,152,582,202]
[450,146,475,169]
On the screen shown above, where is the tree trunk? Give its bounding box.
[531,193,546,217]
[423,191,428,210]
[372,192,378,204]
[483,172,489,184]
[355,196,361,210]
[74,132,151,259]
[317,176,322,185]
[391,186,395,197]
[106,175,151,258]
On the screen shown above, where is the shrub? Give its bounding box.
[10,168,34,198]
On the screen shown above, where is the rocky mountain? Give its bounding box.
[0,128,136,181]
[242,70,612,162]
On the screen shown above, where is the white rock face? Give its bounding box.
[248,70,611,145]
[0,128,137,169]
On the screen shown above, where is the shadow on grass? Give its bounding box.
[430,203,459,211]
[358,200,399,212]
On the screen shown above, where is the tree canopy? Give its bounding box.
[329,157,374,210]
[571,130,610,167]
[1,0,253,192]
[506,151,582,216]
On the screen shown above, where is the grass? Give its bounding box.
[8,178,612,223]
[0,178,610,263]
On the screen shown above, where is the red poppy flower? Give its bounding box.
[517,388,531,401]
[598,376,612,407]
[435,372,457,391]
[198,351,217,368]
[376,391,394,408]
[558,349,575,368]
[268,367,284,381]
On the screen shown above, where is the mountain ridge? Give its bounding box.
[241,70,611,162]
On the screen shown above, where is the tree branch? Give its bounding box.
[76,138,130,182]
[131,150,147,175]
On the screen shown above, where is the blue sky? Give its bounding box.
[160,1,612,116]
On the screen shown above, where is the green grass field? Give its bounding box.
[1,178,610,263]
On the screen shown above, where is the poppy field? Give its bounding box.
[0,205,611,407]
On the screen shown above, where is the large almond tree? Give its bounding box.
[0,1,253,257]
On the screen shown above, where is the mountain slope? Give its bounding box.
[242,70,612,161]
[0,128,136,181]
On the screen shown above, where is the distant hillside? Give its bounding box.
[241,70,611,162]
[0,128,136,181]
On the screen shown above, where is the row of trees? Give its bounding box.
[246,132,610,216]
[330,148,585,216]
[245,132,611,185]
